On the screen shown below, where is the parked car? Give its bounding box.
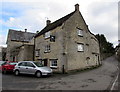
[0,61,5,71]
[2,61,17,74]
[0,61,5,65]
[14,61,53,78]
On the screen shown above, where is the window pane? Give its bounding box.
[78,44,84,51]
[50,35,55,42]
[35,50,40,57]
[26,62,34,67]
[50,60,57,67]
[45,31,50,38]
[77,29,83,36]
[45,45,50,52]
[18,62,26,66]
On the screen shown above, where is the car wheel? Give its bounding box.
[14,70,19,76]
[2,69,7,74]
[35,71,42,78]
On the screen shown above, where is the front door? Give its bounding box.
[43,59,48,66]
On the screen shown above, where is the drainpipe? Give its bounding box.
[62,65,65,74]
[98,37,101,65]
[33,37,35,61]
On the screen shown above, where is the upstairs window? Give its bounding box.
[45,31,50,39]
[78,44,84,52]
[77,29,83,36]
[35,49,40,57]
[45,45,50,53]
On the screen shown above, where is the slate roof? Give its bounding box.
[35,11,76,38]
[8,29,35,42]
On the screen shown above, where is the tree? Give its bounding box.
[95,34,115,54]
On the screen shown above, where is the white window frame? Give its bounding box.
[45,45,50,53]
[35,49,40,57]
[77,29,83,36]
[78,44,84,52]
[50,59,57,68]
[45,31,50,39]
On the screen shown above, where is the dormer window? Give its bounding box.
[77,29,83,36]
[45,31,50,39]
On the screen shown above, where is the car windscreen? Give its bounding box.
[33,62,43,67]
[1,62,7,65]
[0,61,5,65]
[9,62,17,65]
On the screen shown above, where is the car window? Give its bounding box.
[26,62,35,67]
[0,61,5,65]
[9,62,17,65]
[1,62,7,65]
[18,62,26,66]
[34,62,43,67]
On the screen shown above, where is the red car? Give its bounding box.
[2,61,17,74]
[0,61,5,71]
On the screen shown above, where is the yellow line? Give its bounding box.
[110,67,119,91]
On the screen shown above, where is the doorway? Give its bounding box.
[43,59,48,66]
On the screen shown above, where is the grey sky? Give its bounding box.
[0,0,119,47]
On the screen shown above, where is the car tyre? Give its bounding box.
[14,70,19,76]
[35,71,42,78]
[2,68,7,74]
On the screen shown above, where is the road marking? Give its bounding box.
[110,66,119,91]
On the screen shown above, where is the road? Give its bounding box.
[1,56,119,91]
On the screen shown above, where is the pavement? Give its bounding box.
[1,56,119,91]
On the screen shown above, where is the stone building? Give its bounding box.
[34,4,100,73]
[0,46,6,61]
[6,29,35,61]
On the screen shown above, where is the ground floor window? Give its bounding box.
[50,59,57,68]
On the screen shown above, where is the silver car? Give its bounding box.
[14,61,52,77]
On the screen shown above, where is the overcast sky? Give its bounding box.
[0,0,119,47]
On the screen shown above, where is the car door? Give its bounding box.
[18,62,27,74]
[25,62,36,74]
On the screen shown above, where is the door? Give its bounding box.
[18,62,27,74]
[25,62,36,74]
[43,59,48,66]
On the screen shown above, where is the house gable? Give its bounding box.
[35,11,76,38]
[34,4,100,72]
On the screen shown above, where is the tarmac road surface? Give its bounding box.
[1,56,119,91]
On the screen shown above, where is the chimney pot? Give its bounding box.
[75,4,79,11]
[25,29,27,32]
[46,20,51,26]
[36,31,39,33]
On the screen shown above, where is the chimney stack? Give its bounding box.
[25,29,27,32]
[46,20,51,26]
[75,4,79,11]
[36,30,39,33]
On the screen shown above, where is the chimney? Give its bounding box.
[75,4,79,11]
[36,30,39,33]
[25,29,27,32]
[46,20,51,26]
